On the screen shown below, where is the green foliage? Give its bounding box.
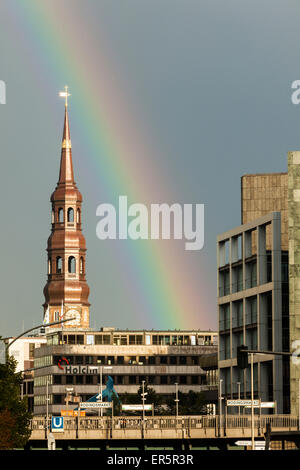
[166,390,207,415]
[117,384,208,417]
[0,355,32,449]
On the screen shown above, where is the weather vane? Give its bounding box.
[59,85,71,107]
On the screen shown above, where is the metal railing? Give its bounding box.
[30,414,299,436]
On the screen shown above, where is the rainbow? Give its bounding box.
[8,0,215,330]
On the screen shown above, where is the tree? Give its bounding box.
[0,356,32,449]
[137,383,164,415]
[166,390,207,415]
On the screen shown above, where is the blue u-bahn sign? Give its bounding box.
[51,416,64,432]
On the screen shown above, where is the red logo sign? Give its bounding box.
[58,357,70,370]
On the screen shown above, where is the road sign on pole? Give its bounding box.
[244,401,275,409]
[80,402,112,409]
[121,404,153,412]
[51,416,64,432]
[227,399,260,407]
[235,440,265,450]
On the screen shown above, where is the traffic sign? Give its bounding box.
[235,440,265,449]
[121,404,153,411]
[244,401,275,409]
[51,416,64,432]
[80,401,112,409]
[227,399,260,407]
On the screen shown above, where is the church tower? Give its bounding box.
[43,87,90,328]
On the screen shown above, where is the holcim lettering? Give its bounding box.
[64,365,98,375]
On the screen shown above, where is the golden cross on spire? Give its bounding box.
[59,85,71,107]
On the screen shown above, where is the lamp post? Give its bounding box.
[174,383,179,418]
[141,380,146,422]
[251,353,254,451]
[237,382,241,417]
[219,378,223,434]
[46,380,50,439]
[3,318,75,362]
[298,379,300,431]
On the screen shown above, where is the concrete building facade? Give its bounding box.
[217,212,287,413]
[33,328,218,415]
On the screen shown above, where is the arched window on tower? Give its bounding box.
[80,257,84,274]
[67,207,74,223]
[48,258,52,275]
[77,208,81,224]
[56,256,63,274]
[58,208,64,223]
[68,256,76,274]
[51,210,55,224]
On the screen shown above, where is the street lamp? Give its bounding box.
[2,318,75,362]
[250,352,254,451]
[174,383,179,418]
[237,382,241,417]
[141,380,147,436]
[219,378,223,433]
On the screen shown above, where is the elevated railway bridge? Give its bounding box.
[26,414,300,450]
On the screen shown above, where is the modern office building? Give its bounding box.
[33,328,218,415]
[217,211,288,413]
[218,171,292,414]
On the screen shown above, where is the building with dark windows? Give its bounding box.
[217,172,290,414]
[33,328,218,415]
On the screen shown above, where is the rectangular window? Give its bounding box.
[129,335,136,345]
[85,375,93,385]
[117,356,124,365]
[145,335,151,345]
[87,335,94,345]
[66,375,73,385]
[77,335,84,345]
[160,356,168,365]
[129,357,137,365]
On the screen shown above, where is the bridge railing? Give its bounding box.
[31,414,299,433]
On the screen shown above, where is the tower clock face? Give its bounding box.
[65,309,81,326]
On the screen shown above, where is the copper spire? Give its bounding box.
[58,86,74,185]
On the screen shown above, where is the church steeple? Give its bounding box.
[58,94,74,185]
[43,88,90,329]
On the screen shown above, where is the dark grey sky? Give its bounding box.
[0,0,299,337]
